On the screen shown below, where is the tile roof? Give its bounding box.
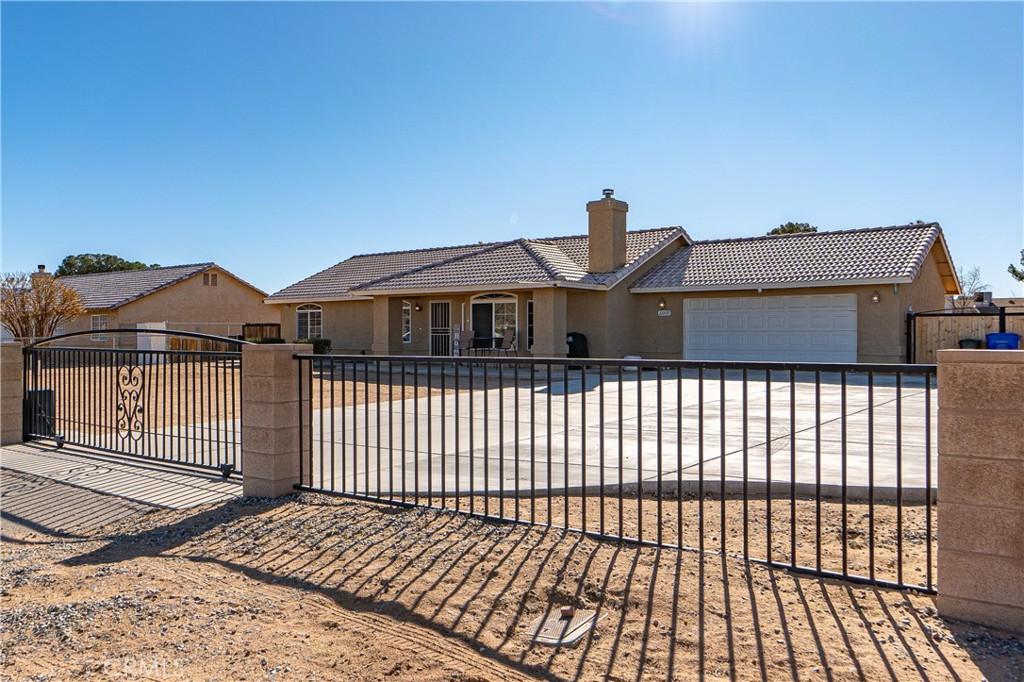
[632,223,947,291]
[58,263,217,309]
[265,243,501,301]
[266,227,683,299]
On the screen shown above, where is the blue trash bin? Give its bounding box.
[985,332,1021,350]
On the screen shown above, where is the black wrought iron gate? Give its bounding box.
[22,330,247,475]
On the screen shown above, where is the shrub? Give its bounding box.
[296,338,332,354]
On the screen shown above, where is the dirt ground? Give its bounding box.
[405,494,938,592]
[3,493,1022,681]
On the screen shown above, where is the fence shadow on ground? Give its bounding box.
[55,493,1024,682]
[1,469,152,542]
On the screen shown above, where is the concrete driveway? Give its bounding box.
[306,369,937,501]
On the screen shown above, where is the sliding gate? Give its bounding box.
[22,330,247,475]
[295,354,938,592]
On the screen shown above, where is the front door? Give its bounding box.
[471,302,494,350]
[429,301,452,355]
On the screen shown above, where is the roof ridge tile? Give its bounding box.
[694,222,938,246]
[350,240,517,291]
[56,262,215,280]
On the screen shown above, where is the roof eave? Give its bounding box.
[351,282,565,296]
[631,276,916,294]
[264,294,374,304]
[930,230,961,296]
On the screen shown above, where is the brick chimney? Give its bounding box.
[586,189,628,273]
[30,264,51,288]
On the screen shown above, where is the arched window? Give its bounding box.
[296,304,323,339]
[470,293,517,349]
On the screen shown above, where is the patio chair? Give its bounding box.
[456,329,477,356]
[493,329,517,356]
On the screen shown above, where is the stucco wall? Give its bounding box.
[900,248,949,317]
[48,309,120,348]
[117,267,278,336]
[563,237,688,359]
[276,299,374,354]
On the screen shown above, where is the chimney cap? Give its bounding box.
[37,264,46,272]
[602,188,614,199]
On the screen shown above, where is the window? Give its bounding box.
[527,300,534,349]
[296,304,322,339]
[90,315,109,341]
[493,302,516,336]
[203,272,218,286]
[402,301,412,344]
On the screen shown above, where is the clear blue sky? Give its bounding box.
[3,2,1022,297]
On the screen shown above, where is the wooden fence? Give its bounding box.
[910,310,1024,363]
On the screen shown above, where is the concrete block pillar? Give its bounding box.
[936,349,1024,634]
[241,343,312,497]
[530,288,568,358]
[1,343,24,445]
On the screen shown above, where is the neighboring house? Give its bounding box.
[991,297,1024,310]
[44,262,280,345]
[266,191,960,362]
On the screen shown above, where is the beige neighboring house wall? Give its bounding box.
[46,263,278,347]
[116,266,278,335]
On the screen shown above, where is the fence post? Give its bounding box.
[936,348,1024,634]
[240,343,312,497]
[1,343,24,446]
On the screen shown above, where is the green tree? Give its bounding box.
[54,254,158,277]
[1009,249,1024,283]
[768,222,818,236]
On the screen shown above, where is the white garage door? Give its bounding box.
[683,294,857,362]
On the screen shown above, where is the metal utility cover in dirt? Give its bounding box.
[527,609,598,646]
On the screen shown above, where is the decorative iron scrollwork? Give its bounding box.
[116,364,145,441]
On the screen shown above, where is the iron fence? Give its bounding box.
[295,354,937,593]
[22,331,245,475]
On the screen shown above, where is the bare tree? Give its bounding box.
[1,272,86,339]
[951,266,990,310]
